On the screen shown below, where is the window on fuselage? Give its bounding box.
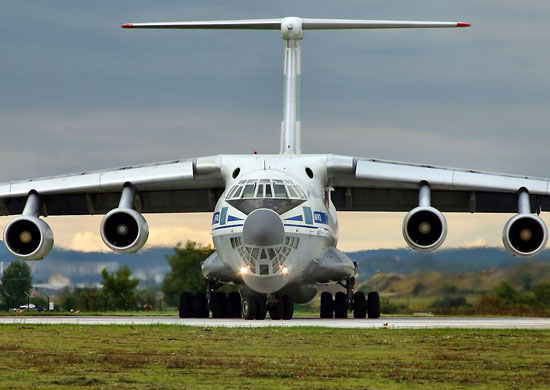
[256,184,265,198]
[226,178,305,200]
[273,183,287,198]
[242,184,256,198]
[226,185,239,199]
[287,185,298,198]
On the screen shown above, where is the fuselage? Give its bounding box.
[210,154,338,294]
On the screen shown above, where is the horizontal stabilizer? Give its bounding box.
[122,17,470,30]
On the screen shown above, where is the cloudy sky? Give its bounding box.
[2,1,550,252]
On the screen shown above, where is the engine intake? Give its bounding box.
[503,214,547,257]
[100,208,149,253]
[403,206,447,252]
[3,216,54,260]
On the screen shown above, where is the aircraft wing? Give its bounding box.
[0,155,225,216]
[326,155,550,213]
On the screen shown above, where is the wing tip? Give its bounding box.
[456,22,471,28]
[121,23,134,29]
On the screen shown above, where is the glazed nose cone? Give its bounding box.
[243,208,284,246]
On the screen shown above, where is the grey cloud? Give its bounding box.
[1,1,550,184]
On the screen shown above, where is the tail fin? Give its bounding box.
[122,17,470,154]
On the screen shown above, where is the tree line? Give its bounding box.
[0,241,213,311]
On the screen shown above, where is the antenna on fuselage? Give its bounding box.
[122,17,470,155]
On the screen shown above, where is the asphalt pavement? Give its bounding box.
[1,316,550,329]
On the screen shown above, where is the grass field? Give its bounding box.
[0,325,549,389]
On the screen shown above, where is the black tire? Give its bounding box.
[281,295,294,320]
[227,291,242,318]
[367,291,381,319]
[269,299,284,320]
[242,296,257,320]
[334,291,348,319]
[353,291,367,318]
[255,296,267,320]
[193,293,209,318]
[211,292,227,318]
[320,292,334,319]
[179,292,194,318]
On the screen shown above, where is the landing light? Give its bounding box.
[239,266,249,275]
[282,266,289,274]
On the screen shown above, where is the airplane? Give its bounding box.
[3,16,549,321]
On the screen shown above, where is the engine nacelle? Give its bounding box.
[502,214,547,257]
[3,216,54,260]
[402,206,447,252]
[100,208,149,253]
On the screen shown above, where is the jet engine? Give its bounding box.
[402,182,447,252]
[403,206,447,252]
[503,214,547,257]
[100,208,149,253]
[3,216,54,260]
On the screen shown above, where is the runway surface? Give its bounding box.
[1,316,550,329]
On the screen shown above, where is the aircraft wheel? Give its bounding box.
[367,291,381,319]
[211,292,227,318]
[227,291,242,318]
[242,296,257,320]
[179,292,194,318]
[320,292,334,319]
[269,299,284,320]
[281,295,294,320]
[353,291,367,318]
[255,296,267,320]
[193,292,209,318]
[334,291,348,319]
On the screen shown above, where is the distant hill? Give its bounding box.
[358,261,550,298]
[348,248,550,281]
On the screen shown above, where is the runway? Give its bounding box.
[1,316,550,329]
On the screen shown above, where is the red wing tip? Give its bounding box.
[456,22,471,27]
[121,23,134,28]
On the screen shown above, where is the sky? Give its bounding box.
[2,1,550,252]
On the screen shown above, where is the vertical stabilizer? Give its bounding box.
[280,17,303,154]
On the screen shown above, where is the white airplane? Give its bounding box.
[3,17,548,321]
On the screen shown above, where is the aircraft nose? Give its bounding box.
[243,208,284,246]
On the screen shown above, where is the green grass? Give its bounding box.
[0,325,549,389]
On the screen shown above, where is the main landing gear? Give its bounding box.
[179,290,242,319]
[179,279,242,319]
[320,278,380,319]
[178,281,295,320]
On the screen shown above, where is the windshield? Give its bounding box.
[226,179,306,200]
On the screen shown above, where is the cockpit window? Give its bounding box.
[242,184,256,198]
[226,178,306,200]
[227,185,239,199]
[287,185,298,198]
[273,184,287,198]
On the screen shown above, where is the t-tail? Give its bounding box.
[122,17,470,155]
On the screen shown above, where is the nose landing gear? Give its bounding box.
[242,294,294,320]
